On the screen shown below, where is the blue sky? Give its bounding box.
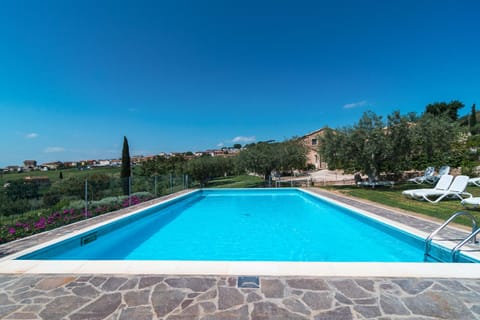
[1,0,479,167]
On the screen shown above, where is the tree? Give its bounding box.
[120,136,131,195]
[138,155,187,177]
[319,110,466,179]
[87,173,111,200]
[383,111,416,174]
[186,156,235,187]
[348,111,390,181]
[319,127,348,170]
[233,143,242,149]
[277,139,307,173]
[470,103,478,135]
[425,100,464,121]
[237,142,277,180]
[43,176,84,206]
[237,139,306,180]
[5,180,40,201]
[409,113,463,167]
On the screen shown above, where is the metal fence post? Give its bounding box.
[84,179,88,218]
[128,176,132,207]
[154,176,157,197]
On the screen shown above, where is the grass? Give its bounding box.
[0,166,121,185]
[322,183,480,227]
[207,175,264,188]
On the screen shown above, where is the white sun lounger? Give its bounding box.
[413,175,472,204]
[468,177,480,187]
[408,167,435,184]
[461,197,480,209]
[426,165,451,184]
[402,174,453,199]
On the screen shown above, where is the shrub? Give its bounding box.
[0,192,153,244]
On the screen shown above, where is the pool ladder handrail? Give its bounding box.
[424,211,478,262]
[451,227,480,262]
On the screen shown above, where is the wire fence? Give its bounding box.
[0,174,190,244]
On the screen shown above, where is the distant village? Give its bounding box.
[1,147,243,174]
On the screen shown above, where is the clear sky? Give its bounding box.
[1,0,479,167]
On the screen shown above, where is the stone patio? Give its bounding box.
[1,189,480,319]
[1,274,480,319]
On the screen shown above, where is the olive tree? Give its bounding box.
[186,156,235,187]
[409,113,464,168]
[319,110,466,180]
[237,142,277,180]
[237,139,307,180]
[347,111,390,181]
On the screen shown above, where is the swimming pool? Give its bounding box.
[17,189,477,263]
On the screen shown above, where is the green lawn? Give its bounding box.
[206,175,264,188]
[322,183,480,227]
[0,166,121,184]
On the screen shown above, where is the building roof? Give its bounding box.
[300,127,329,139]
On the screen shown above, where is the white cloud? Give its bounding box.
[25,133,39,139]
[44,147,65,153]
[343,100,368,109]
[232,136,256,144]
[217,142,224,147]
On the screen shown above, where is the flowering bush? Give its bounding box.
[0,192,153,244]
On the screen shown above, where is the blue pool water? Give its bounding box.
[19,189,466,262]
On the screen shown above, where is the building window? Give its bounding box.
[311,138,317,145]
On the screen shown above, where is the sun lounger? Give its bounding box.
[412,175,472,203]
[468,177,480,187]
[402,174,453,199]
[357,179,394,188]
[426,165,451,184]
[461,197,480,209]
[408,167,435,184]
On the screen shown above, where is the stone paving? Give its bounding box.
[1,274,480,319]
[1,188,480,319]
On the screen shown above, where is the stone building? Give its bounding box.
[23,160,37,169]
[299,128,327,169]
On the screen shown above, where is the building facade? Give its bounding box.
[300,128,327,170]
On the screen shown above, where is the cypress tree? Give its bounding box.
[470,103,477,134]
[121,136,131,195]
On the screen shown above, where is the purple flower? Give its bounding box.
[8,227,15,235]
[34,217,46,229]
